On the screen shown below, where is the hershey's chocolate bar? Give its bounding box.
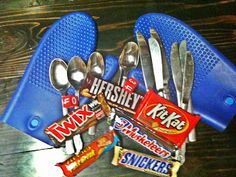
[81,74,143,115]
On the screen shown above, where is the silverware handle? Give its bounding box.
[61,95,75,154]
[118,67,125,86]
[187,99,197,142]
[163,85,170,100]
[181,102,188,110]
[120,76,127,87]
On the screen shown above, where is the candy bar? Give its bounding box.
[62,95,79,108]
[134,89,200,148]
[113,109,175,159]
[80,74,143,115]
[57,130,120,177]
[44,93,111,146]
[112,146,181,177]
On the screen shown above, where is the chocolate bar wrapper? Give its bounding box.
[134,89,200,148]
[44,93,111,146]
[112,146,181,177]
[57,130,120,177]
[80,74,143,115]
[113,109,175,159]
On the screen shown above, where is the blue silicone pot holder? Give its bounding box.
[0,12,118,146]
[129,13,236,132]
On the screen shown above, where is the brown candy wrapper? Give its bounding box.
[44,93,111,146]
[57,130,120,177]
[112,146,181,177]
[80,74,143,115]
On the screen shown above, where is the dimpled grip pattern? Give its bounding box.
[129,13,236,131]
[1,12,98,146]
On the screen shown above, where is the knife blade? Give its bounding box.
[181,51,194,110]
[179,40,187,72]
[136,31,155,91]
[150,29,170,100]
[148,37,163,96]
[170,42,182,105]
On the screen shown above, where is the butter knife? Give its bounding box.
[148,37,163,96]
[170,42,182,105]
[150,29,170,100]
[136,31,155,91]
[179,40,196,142]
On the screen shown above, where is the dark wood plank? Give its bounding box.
[0,0,236,177]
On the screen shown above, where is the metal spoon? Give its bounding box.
[86,52,105,135]
[87,52,104,78]
[67,56,87,91]
[118,42,139,86]
[49,58,70,95]
[67,56,87,154]
[49,58,74,154]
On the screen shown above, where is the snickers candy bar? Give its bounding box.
[44,93,111,146]
[113,109,175,159]
[112,146,181,177]
[57,130,120,177]
[80,74,143,115]
[134,89,200,148]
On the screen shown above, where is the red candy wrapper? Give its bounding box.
[45,94,111,146]
[134,89,200,148]
[62,95,79,108]
[56,130,119,177]
[122,77,139,93]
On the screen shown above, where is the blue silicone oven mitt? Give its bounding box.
[0,12,119,146]
[129,13,236,132]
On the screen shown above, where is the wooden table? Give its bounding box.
[0,0,236,177]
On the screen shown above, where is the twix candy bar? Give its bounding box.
[134,89,200,148]
[112,146,181,177]
[80,74,143,115]
[57,130,120,177]
[44,93,111,146]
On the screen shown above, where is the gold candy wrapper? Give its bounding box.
[112,146,181,177]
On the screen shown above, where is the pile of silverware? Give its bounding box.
[128,29,196,163]
[48,28,198,177]
[49,52,105,155]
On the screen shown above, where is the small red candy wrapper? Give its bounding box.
[56,130,119,177]
[133,89,200,148]
[62,95,79,108]
[122,77,139,93]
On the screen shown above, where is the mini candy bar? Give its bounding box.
[80,74,143,115]
[44,93,111,146]
[122,77,139,94]
[62,95,79,108]
[57,130,120,177]
[134,89,200,148]
[113,109,174,159]
[112,146,181,177]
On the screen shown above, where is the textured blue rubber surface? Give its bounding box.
[129,13,236,131]
[0,12,103,146]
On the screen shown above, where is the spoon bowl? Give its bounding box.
[87,52,105,78]
[118,42,139,85]
[67,56,87,91]
[49,58,70,94]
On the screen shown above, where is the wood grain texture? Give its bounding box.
[0,0,236,177]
